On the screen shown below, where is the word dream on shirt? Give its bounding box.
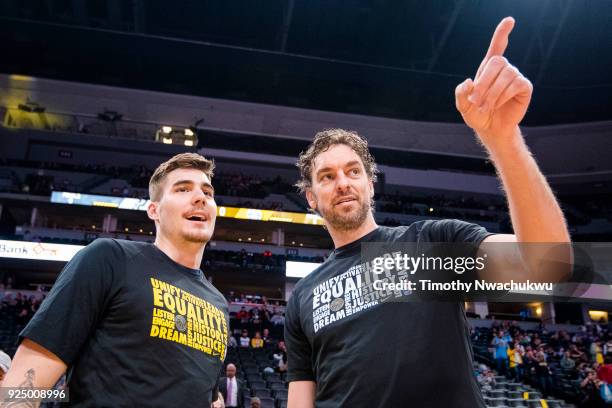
[312,261,391,333]
[149,277,228,360]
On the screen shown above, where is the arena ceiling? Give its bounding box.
[0,0,611,126]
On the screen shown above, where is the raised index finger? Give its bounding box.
[476,17,515,79]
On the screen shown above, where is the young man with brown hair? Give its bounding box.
[285,18,570,407]
[2,153,229,407]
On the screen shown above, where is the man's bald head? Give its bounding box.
[226,363,236,378]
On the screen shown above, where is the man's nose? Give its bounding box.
[334,171,350,192]
[192,189,207,205]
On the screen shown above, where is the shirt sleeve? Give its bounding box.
[284,290,315,382]
[417,219,495,285]
[422,219,494,247]
[19,238,120,365]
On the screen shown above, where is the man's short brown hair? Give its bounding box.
[149,153,215,201]
[295,128,377,194]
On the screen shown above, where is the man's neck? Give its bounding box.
[327,214,378,249]
[154,234,205,269]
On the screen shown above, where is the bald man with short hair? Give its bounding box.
[218,363,246,408]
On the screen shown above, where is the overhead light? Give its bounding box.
[248,237,252,241]
[139,229,143,233]
[162,137,172,144]
[124,228,129,232]
[184,128,194,137]
[184,140,194,146]
[238,238,242,242]
[161,126,172,134]
[429,208,434,212]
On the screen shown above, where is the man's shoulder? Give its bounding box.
[375,220,446,242]
[85,237,148,254]
[85,238,154,265]
[72,238,124,262]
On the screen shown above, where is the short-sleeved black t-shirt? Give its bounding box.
[285,219,493,408]
[20,238,229,407]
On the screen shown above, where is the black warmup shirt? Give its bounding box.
[20,239,229,407]
[285,219,494,408]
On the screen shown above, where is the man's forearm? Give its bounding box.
[485,126,569,243]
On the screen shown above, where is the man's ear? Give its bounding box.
[147,201,159,222]
[369,179,375,199]
[305,189,317,211]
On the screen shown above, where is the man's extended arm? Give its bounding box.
[479,129,571,282]
[455,17,571,282]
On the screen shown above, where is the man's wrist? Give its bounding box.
[478,126,528,164]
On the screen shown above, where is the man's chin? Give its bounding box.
[326,211,367,231]
[182,230,212,244]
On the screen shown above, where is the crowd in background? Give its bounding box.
[2,159,611,233]
[481,320,612,406]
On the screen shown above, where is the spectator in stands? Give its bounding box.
[240,330,251,348]
[570,343,587,362]
[535,353,553,398]
[273,341,288,373]
[508,341,523,381]
[236,306,249,323]
[260,306,271,327]
[604,339,612,356]
[261,328,274,347]
[591,340,605,365]
[250,306,262,325]
[561,350,576,371]
[491,330,510,376]
[0,350,11,383]
[228,335,238,349]
[476,366,496,391]
[249,397,261,408]
[270,310,284,326]
[598,355,612,384]
[218,363,245,408]
[251,331,264,348]
[581,369,604,407]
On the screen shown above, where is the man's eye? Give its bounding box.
[350,168,360,175]
[177,187,189,192]
[321,175,332,181]
[204,191,214,197]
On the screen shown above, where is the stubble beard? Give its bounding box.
[172,221,214,244]
[182,229,211,243]
[320,196,371,231]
